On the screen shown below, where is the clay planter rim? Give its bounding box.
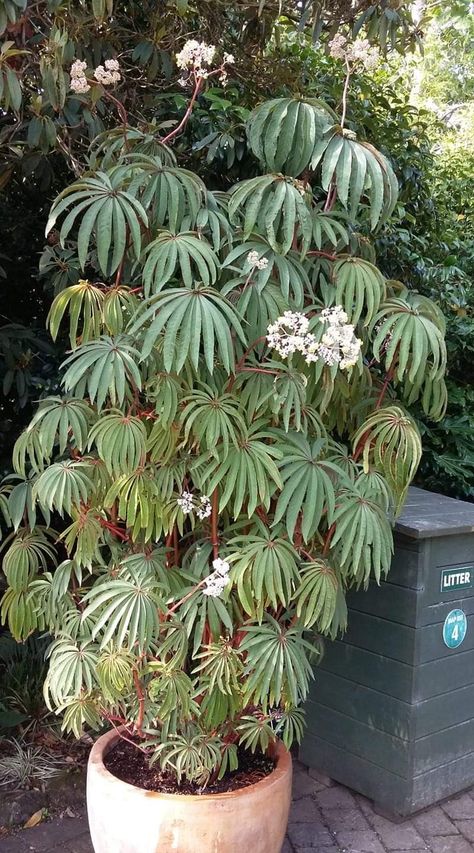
[89,726,291,802]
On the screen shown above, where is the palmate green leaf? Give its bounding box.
[294,558,339,633]
[247,97,336,177]
[1,588,39,642]
[228,174,313,256]
[269,363,308,433]
[311,130,398,230]
[61,335,142,411]
[180,384,246,457]
[147,665,196,723]
[45,168,148,275]
[193,190,234,252]
[228,522,300,619]
[47,280,104,348]
[149,726,224,785]
[371,291,447,419]
[44,638,100,708]
[312,210,349,250]
[5,473,40,532]
[352,405,422,511]
[145,373,182,426]
[225,283,287,345]
[236,715,276,754]
[1,529,57,591]
[330,486,394,586]
[332,256,386,326]
[81,564,165,651]
[193,639,244,696]
[120,549,183,597]
[128,285,246,374]
[204,423,283,518]
[59,507,105,567]
[221,238,309,307]
[13,425,47,478]
[103,466,161,541]
[58,695,102,739]
[274,706,306,749]
[102,286,140,335]
[89,128,177,171]
[146,419,181,465]
[142,231,220,297]
[128,157,206,231]
[96,646,134,703]
[29,396,95,458]
[88,410,147,476]
[240,614,314,708]
[33,461,95,518]
[273,432,343,542]
[179,585,234,656]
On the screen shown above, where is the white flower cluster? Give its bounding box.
[177,491,212,520]
[70,58,121,93]
[176,41,235,85]
[328,34,379,71]
[202,558,230,597]
[318,306,362,369]
[246,250,269,270]
[94,58,121,86]
[70,59,90,94]
[267,307,361,370]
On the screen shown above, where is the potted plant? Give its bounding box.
[0,36,447,853]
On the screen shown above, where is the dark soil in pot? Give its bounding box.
[104,739,275,795]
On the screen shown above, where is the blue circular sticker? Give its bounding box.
[443,609,468,649]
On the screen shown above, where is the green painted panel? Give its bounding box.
[320,642,414,702]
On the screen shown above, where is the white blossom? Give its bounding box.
[70,59,90,93]
[267,307,361,370]
[202,558,230,597]
[176,40,216,72]
[223,53,235,64]
[196,495,212,520]
[94,63,121,85]
[70,75,91,93]
[246,250,269,270]
[177,490,194,514]
[328,33,379,70]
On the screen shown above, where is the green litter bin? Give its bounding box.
[300,486,474,816]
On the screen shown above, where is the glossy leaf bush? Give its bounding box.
[0,43,448,786]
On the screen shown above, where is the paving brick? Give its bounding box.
[455,819,474,842]
[281,840,294,853]
[292,770,326,799]
[322,806,370,833]
[355,793,378,817]
[0,836,30,853]
[16,817,90,852]
[429,837,474,853]
[442,793,474,821]
[289,797,321,823]
[336,829,385,852]
[287,821,335,848]
[368,816,426,851]
[316,785,356,810]
[307,767,335,787]
[413,806,458,838]
[293,848,339,853]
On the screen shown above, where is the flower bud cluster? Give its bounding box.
[246,250,269,270]
[202,558,230,597]
[177,491,212,520]
[267,307,361,370]
[328,34,379,71]
[176,40,235,86]
[70,58,121,93]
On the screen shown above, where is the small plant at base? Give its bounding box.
[0,37,447,788]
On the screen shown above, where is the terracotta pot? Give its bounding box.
[87,728,292,853]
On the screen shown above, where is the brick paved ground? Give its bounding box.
[2,760,474,852]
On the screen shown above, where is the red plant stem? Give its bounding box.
[161,76,203,145]
[133,669,145,736]
[375,364,396,410]
[340,58,352,130]
[323,522,336,556]
[173,525,180,566]
[306,250,338,261]
[98,517,129,541]
[227,335,267,390]
[211,488,219,560]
